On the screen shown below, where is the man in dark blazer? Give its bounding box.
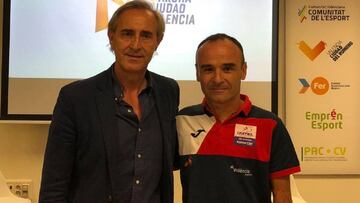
[39,1,179,203]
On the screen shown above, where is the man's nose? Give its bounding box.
[213,70,224,83]
[130,36,141,49]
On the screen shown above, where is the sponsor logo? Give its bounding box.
[327,40,353,61]
[301,146,347,162]
[298,5,350,23]
[298,78,310,94]
[299,77,350,95]
[298,41,326,61]
[330,82,350,90]
[299,77,329,95]
[229,165,253,176]
[298,40,353,62]
[305,109,343,131]
[298,5,307,23]
[190,129,205,138]
[156,0,195,25]
[234,124,257,147]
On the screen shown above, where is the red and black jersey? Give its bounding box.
[176,94,300,203]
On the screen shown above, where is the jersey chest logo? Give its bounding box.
[191,129,206,138]
[234,124,257,147]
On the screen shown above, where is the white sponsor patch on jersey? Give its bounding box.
[234,124,257,146]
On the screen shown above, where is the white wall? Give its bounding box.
[1,0,360,203]
[0,123,48,203]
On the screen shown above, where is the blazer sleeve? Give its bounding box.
[172,81,180,170]
[39,87,77,203]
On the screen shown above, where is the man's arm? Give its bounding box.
[271,175,292,203]
[39,88,76,202]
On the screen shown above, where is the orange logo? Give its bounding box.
[96,0,123,32]
[311,77,329,95]
[298,41,326,61]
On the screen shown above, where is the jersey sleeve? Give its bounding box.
[269,118,301,178]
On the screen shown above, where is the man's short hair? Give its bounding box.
[107,0,165,38]
[196,33,245,63]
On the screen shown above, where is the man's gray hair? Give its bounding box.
[107,0,165,38]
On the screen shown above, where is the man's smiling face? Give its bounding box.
[108,8,161,74]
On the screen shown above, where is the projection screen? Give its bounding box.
[1,0,278,120]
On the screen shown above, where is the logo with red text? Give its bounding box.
[305,109,344,131]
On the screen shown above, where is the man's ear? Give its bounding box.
[155,34,164,50]
[157,34,164,44]
[108,31,114,46]
[241,62,247,80]
[195,65,200,82]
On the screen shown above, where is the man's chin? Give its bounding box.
[207,96,228,105]
[126,57,144,64]
[206,91,223,96]
[119,63,147,73]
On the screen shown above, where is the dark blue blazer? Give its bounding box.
[40,67,179,203]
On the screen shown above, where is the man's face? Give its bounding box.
[108,8,161,74]
[196,39,247,106]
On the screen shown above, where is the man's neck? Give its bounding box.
[114,66,148,119]
[115,67,147,93]
[207,97,244,123]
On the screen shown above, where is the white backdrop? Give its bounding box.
[3,0,276,117]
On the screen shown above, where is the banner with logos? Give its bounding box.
[285,0,360,174]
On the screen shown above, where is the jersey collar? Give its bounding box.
[202,94,252,122]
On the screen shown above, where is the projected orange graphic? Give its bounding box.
[298,41,326,61]
[96,0,123,32]
[96,0,157,32]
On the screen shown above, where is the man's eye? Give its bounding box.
[142,32,153,39]
[120,31,133,37]
[223,65,234,72]
[202,67,213,72]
